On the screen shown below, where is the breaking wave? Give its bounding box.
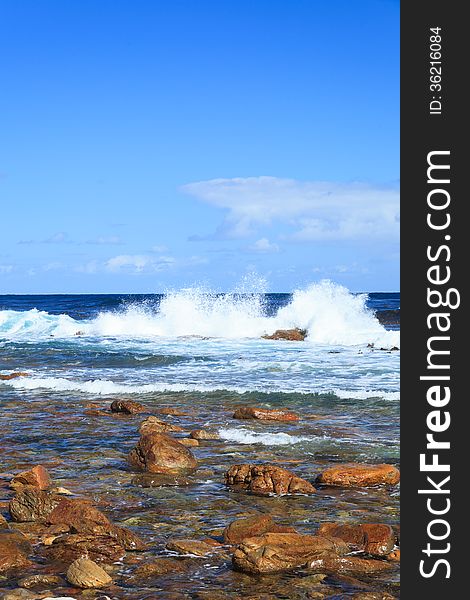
[0,280,399,347]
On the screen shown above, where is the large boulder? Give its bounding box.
[262,329,307,341]
[128,432,197,474]
[317,523,395,557]
[9,487,60,522]
[10,466,51,491]
[66,557,112,588]
[224,514,296,544]
[225,464,315,496]
[233,407,299,422]
[232,532,348,574]
[0,531,32,574]
[317,464,400,487]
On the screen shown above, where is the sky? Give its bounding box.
[0,0,399,294]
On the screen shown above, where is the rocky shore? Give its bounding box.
[0,379,400,599]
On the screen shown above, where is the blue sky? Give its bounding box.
[0,0,399,294]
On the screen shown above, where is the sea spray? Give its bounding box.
[0,280,399,347]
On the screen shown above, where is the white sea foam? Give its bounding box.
[3,375,399,400]
[218,427,311,445]
[0,281,399,347]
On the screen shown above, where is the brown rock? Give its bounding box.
[158,407,189,416]
[189,429,220,440]
[179,438,200,447]
[262,328,306,341]
[308,555,394,576]
[44,533,126,564]
[9,487,60,522]
[0,513,9,529]
[233,407,299,421]
[10,466,51,491]
[128,433,197,473]
[351,594,396,600]
[66,556,112,588]
[0,372,29,380]
[110,399,145,414]
[317,523,395,557]
[225,464,315,496]
[17,574,63,589]
[132,558,190,578]
[317,464,400,487]
[0,530,32,573]
[47,498,145,550]
[223,514,296,544]
[166,538,218,557]
[139,415,183,434]
[232,532,349,574]
[387,549,400,562]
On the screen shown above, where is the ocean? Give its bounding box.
[0,281,400,598]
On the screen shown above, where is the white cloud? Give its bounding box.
[247,238,280,253]
[105,254,176,273]
[0,265,13,274]
[182,176,399,241]
[87,236,123,245]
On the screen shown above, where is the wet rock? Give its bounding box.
[43,533,127,564]
[1,590,39,600]
[131,557,191,578]
[317,464,400,487]
[179,438,200,447]
[317,523,395,556]
[0,372,29,380]
[66,556,112,588]
[0,514,9,529]
[110,399,145,414]
[139,415,184,434]
[132,473,191,487]
[10,465,51,491]
[17,574,63,589]
[233,407,300,422]
[225,464,316,496]
[232,533,349,574]
[9,487,60,522]
[223,514,296,544]
[262,328,307,341]
[308,555,394,576]
[0,530,32,573]
[386,549,400,562]
[166,538,219,557]
[189,429,220,440]
[128,433,198,473]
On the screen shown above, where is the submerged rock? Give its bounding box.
[44,532,126,564]
[232,532,348,574]
[17,574,63,589]
[110,399,145,414]
[10,465,51,491]
[262,328,307,341]
[225,464,315,496]
[166,538,218,557]
[139,415,184,434]
[224,514,296,544]
[66,556,112,588]
[233,407,300,422]
[308,555,394,576]
[317,464,400,487]
[189,429,220,440]
[317,523,395,557]
[0,530,32,574]
[132,473,191,487]
[128,432,198,473]
[131,557,191,578]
